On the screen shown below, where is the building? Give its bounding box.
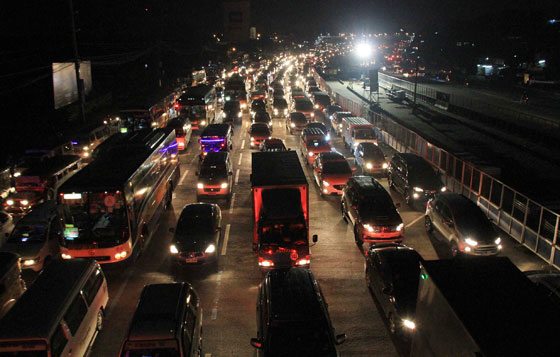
[223,0,250,44]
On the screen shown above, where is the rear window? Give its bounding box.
[322,161,351,175]
[295,101,313,111]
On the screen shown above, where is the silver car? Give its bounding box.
[425,192,502,256]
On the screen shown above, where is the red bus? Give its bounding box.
[57,128,179,264]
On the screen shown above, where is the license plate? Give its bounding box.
[185,258,198,263]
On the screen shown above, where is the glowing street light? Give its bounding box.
[355,42,373,59]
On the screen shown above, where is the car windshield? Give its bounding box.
[251,126,271,135]
[176,211,214,236]
[453,205,496,238]
[362,147,385,160]
[306,138,329,147]
[384,251,420,303]
[8,223,46,243]
[322,161,351,175]
[291,114,306,123]
[295,101,313,111]
[267,323,336,356]
[199,164,227,178]
[224,102,239,111]
[358,195,395,214]
[408,164,440,186]
[354,128,375,139]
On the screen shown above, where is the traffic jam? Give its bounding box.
[0,52,558,357]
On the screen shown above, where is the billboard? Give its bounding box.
[52,61,92,109]
[223,0,250,43]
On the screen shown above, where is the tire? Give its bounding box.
[96,309,104,331]
[354,226,363,245]
[424,216,433,233]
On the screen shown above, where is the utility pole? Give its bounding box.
[68,0,86,123]
[412,55,419,114]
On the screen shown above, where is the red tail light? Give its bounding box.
[296,256,311,266]
[258,257,275,267]
[290,250,299,261]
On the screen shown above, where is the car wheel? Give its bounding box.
[96,309,104,331]
[424,216,433,233]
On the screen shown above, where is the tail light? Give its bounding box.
[296,256,311,266]
[258,257,275,267]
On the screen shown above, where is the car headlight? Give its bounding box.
[169,244,179,254]
[413,187,424,193]
[114,251,128,260]
[250,136,255,141]
[21,199,29,206]
[325,134,331,141]
[22,259,37,267]
[273,109,278,115]
[353,142,359,147]
[308,151,314,157]
[310,112,315,117]
[61,253,72,260]
[197,183,204,189]
[284,109,288,114]
[314,104,319,109]
[365,162,373,169]
[382,162,388,169]
[363,223,374,232]
[200,120,206,126]
[338,123,343,128]
[495,237,501,245]
[220,182,228,189]
[329,115,333,120]
[290,123,296,128]
[440,186,447,192]
[322,180,330,187]
[205,244,216,254]
[238,111,242,118]
[6,199,14,206]
[396,223,404,232]
[402,319,416,330]
[465,238,478,246]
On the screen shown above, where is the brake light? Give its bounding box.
[296,256,311,266]
[258,258,275,267]
[290,250,299,261]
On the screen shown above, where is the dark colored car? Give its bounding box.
[388,153,446,208]
[223,100,242,123]
[251,99,267,117]
[325,105,344,122]
[354,142,387,175]
[272,98,288,117]
[196,152,233,200]
[286,112,308,134]
[260,138,287,152]
[251,268,346,356]
[525,270,560,306]
[342,176,404,245]
[169,203,222,265]
[425,192,502,256]
[253,110,273,129]
[249,123,272,148]
[365,243,422,336]
[306,122,331,142]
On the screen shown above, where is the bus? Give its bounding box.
[175,84,217,130]
[0,259,108,356]
[56,128,180,264]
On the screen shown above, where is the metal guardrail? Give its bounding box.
[315,70,560,269]
[378,73,560,134]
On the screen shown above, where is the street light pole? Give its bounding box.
[68,0,86,123]
[412,55,419,114]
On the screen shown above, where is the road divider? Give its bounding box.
[178,169,189,186]
[405,214,425,229]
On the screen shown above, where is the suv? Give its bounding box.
[301,128,331,166]
[425,192,502,256]
[313,152,352,196]
[388,153,446,208]
[354,142,387,175]
[196,152,233,200]
[199,124,233,160]
[342,176,404,245]
[251,268,346,356]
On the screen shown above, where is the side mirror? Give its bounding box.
[250,338,263,349]
[382,285,393,295]
[168,227,175,233]
[312,234,318,243]
[335,333,347,345]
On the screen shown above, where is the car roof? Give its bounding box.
[290,112,306,119]
[396,152,428,164]
[368,243,416,255]
[201,152,229,164]
[435,192,478,210]
[349,175,387,195]
[303,127,325,136]
[180,203,216,216]
[201,124,231,136]
[250,122,270,129]
[318,151,345,161]
[14,200,57,225]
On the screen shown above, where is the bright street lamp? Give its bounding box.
[355,42,373,59]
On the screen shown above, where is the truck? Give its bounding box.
[411,257,560,357]
[341,116,377,154]
[251,151,318,270]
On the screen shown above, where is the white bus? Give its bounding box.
[0,259,108,356]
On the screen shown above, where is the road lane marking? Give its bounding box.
[406,214,425,229]
[237,153,243,166]
[241,139,246,150]
[229,193,236,213]
[178,169,189,186]
[190,154,197,164]
[234,169,240,185]
[221,224,231,256]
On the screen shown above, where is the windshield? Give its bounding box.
[267,324,336,356]
[295,101,313,111]
[8,223,46,244]
[60,192,128,246]
[354,128,375,139]
[251,127,271,135]
[261,222,307,246]
[385,251,420,303]
[454,206,495,238]
[362,147,384,160]
[185,106,206,119]
[176,212,214,237]
[306,139,329,148]
[199,164,227,178]
[322,161,351,175]
[224,102,239,111]
[408,164,440,186]
[359,196,396,215]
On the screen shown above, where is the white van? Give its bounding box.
[341,116,377,154]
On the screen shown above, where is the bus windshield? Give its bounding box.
[60,192,128,246]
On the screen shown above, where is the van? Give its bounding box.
[0,252,26,319]
[2,200,61,272]
[341,117,377,153]
[0,259,108,356]
[120,283,202,357]
[251,268,346,356]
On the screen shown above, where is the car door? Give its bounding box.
[347,189,359,225]
[439,203,455,243]
[394,159,407,194]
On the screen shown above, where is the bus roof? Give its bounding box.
[182,84,213,98]
[0,259,97,340]
[20,155,81,177]
[59,128,173,192]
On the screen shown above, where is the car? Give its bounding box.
[305,122,331,142]
[312,92,331,111]
[169,203,222,265]
[196,152,233,200]
[388,153,446,208]
[260,138,287,152]
[272,89,285,99]
[250,90,266,101]
[286,112,308,134]
[324,105,344,122]
[354,142,387,175]
[292,98,314,120]
[331,111,352,136]
[1,201,60,272]
[525,270,560,306]
[223,100,242,121]
[312,152,352,196]
[365,243,422,336]
[249,123,272,148]
[301,133,332,166]
[251,99,267,117]
[272,98,288,117]
[425,192,502,256]
[250,268,346,356]
[307,85,321,95]
[253,110,273,129]
[3,191,43,216]
[342,176,404,245]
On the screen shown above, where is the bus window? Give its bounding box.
[64,295,87,334]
